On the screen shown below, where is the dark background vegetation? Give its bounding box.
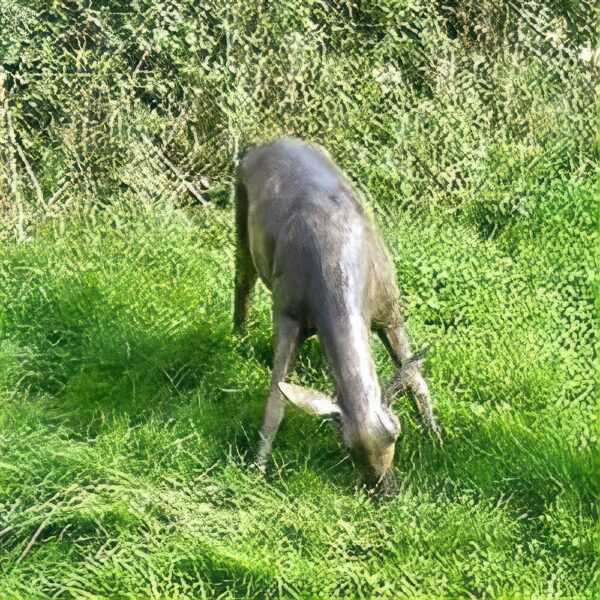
[0,0,597,597]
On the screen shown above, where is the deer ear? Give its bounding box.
[278,382,342,420]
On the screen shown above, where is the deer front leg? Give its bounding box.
[256,316,302,467]
[378,324,442,443]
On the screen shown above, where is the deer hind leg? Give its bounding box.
[233,180,257,334]
[378,324,442,443]
[256,316,302,467]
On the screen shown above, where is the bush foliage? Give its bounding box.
[0,0,597,598]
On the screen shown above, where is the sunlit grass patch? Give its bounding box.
[0,190,596,597]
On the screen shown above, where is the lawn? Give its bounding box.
[0,180,596,597]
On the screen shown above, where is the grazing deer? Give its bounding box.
[234,139,441,488]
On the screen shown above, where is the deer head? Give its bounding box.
[278,382,400,487]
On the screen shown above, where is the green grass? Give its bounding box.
[0,183,597,598]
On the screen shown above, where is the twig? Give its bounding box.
[131,48,149,79]
[169,432,196,446]
[9,115,46,211]
[1,67,27,239]
[142,134,207,205]
[46,181,69,207]
[17,501,61,563]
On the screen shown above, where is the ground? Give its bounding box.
[0,183,596,598]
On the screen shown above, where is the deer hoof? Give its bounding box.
[249,460,267,475]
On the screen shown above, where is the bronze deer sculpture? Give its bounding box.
[234,139,441,489]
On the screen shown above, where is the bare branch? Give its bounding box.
[142,134,208,205]
[9,114,46,211]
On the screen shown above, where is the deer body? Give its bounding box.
[234,139,440,486]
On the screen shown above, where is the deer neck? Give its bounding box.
[317,310,381,424]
